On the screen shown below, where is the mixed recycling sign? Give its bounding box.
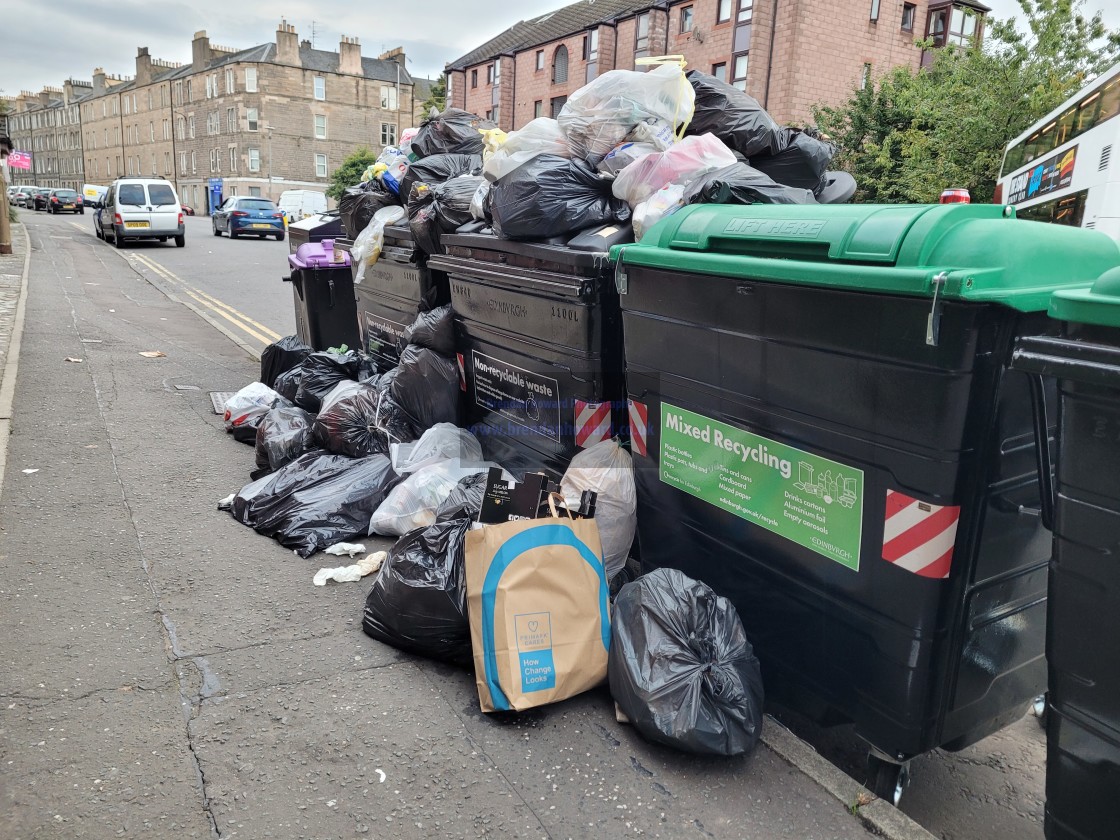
[659,402,864,570]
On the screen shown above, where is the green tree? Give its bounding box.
[815,0,1120,204]
[326,146,378,201]
[421,74,447,115]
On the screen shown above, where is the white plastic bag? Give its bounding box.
[483,118,571,182]
[558,62,695,163]
[370,461,502,536]
[390,424,484,474]
[314,551,385,586]
[223,382,281,429]
[470,180,491,221]
[633,183,686,240]
[352,205,406,282]
[561,439,637,580]
[612,133,736,208]
[626,118,676,151]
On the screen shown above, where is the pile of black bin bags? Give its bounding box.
[338,69,850,256]
[221,306,459,558]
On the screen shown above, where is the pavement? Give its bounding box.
[0,216,944,839]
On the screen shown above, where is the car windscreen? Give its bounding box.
[54,190,78,199]
[238,199,277,211]
[147,184,177,206]
[118,184,146,206]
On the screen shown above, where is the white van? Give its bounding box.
[95,178,185,248]
[277,190,328,222]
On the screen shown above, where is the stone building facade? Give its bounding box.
[447,0,989,131]
[6,80,92,191]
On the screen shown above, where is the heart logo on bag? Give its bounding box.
[528,620,539,632]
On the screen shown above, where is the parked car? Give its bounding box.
[31,188,53,211]
[212,197,285,241]
[180,204,196,216]
[46,188,84,214]
[14,187,37,208]
[93,178,185,248]
[277,189,328,222]
[6,186,17,205]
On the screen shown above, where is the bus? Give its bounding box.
[995,62,1120,240]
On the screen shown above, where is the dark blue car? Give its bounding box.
[212,197,286,241]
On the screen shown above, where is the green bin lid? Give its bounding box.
[608,204,1120,312]
[1050,267,1120,328]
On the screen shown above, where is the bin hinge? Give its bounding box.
[926,272,949,347]
[614,248,629,295]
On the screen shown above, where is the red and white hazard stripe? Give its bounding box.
[456,352,467,392]
[882,490,961,579]
[574,400,613,448]
[628,399,649,457]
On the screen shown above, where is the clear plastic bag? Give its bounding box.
[391,424,484,474]
[470,180,491,221]
[612,133,737,208]
[558,62,695,164]
[369,461,503,536]
[560,439,637,580]
[351,206,407,282]
[633,183,686,240]
[223,382,282,429]
[255,405,315,472]
[482,118,571,182]
[597,142,662,177]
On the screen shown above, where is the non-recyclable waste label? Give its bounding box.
[515,612,556,693]
[659,402,863,570]
[472,351,562,442]
[364,312,407,359]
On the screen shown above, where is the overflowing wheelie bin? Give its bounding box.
[609,203,1120,803]
[429,226,630,478]
[1012,266,1120,840]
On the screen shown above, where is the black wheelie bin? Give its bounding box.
[1012,266,1120,840]
[428,226,631,479]
[345,224,450,373]
[609,203,1120,802]
[284,238,360,352]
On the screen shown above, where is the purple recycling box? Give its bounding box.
[288,239,352,270]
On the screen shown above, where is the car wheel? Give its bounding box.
[94,224,102,240]
[175,235,185,248]
[229,228,239,240]
[114,230,125,249]
[213,226,221,237]
[275,232,285,242]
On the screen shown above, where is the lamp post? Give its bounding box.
[267,126,273,201]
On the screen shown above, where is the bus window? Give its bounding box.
[1076,91,1102,134]
[1056,106,1077,148]
[1036,122,1057,158]
[1016,190,1087,228]
[1024,131,1043,163]
[1101,77,1120,123]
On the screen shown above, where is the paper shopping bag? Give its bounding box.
[465,514,610,712]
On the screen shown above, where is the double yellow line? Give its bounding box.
[129,252,282,347]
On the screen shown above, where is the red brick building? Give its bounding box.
[446,0,989,130]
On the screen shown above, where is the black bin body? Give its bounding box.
[287,213,345,254]
[610,203,1120,764]
[1015,292,1120,840]
[288,261,359,352]
[429,233,627,478]
[350,225,449,373]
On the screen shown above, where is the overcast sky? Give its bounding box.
[1,0,1117,98]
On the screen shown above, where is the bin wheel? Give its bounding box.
[867,755,910,807]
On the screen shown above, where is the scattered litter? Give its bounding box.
[174,384,200,391]
[64,357,83,363]
[324,542,366,558]
[22,469,39,475]
[376,769,387,783]
[217,493,235,510]
[139,351,166,358]
[313,551,385,586]
[84,445,98,449]
[80,339,102,343]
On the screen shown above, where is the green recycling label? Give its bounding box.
[659,402,863,570]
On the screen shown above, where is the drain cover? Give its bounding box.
[209,391,237,414]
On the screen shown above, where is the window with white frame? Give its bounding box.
[229,146,237,171]
[245,67,257,92]
[150,121,154,141]
[191,150,196,173]
[186,80,192,101]
[248,147,260,172]
[188,115,195,138]
[381,86,398,110]
[210,149,219,172]
[314,153,328,177]
[247,108,258,131]
[227,107,236,132]
[124,97,130,115]
[314,114,326,139]
[381,123,396,146]
[206,76,213,98]
[225,69,235,93]
[314,76,325,100]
